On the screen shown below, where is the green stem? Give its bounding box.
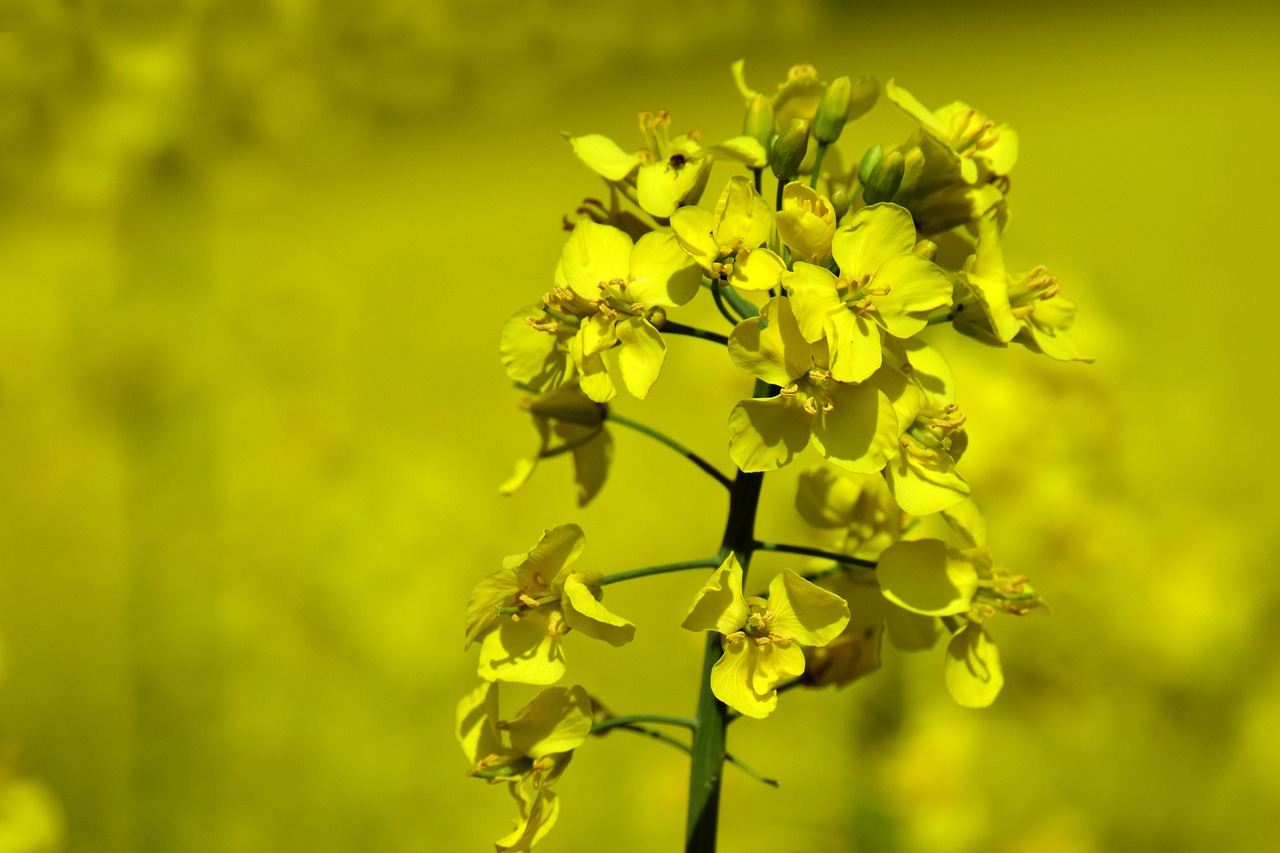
[810,143,828,189]
[592,715,696,732]
[498,556,722,615]
[709,281,743,326]
[599,556,722,586]
[536,425,605,459]
[752,167,762,195]
[720,285,759,320]
[752,540,877,569]
[605,412,732,490]
[599,723,780,787]
[775,179,785,213]
[662,321,729,346]
[686,378,772,853]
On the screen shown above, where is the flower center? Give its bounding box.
[743,597,774,639]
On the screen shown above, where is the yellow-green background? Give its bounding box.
[2,1,1279,850]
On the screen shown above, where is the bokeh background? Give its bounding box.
[2,1,1280,851]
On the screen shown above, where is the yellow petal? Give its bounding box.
[945,622,1004,708]
[810,382,898,474]
[682,555,749,635]
[628,232,701,308]
[783,263,842,343]
[728,296,811,386]
[766,568,851,647]
[832,203,917,278]
[566,133,643,181]
[731,247,786,293]
[455,681,508,766]
[614,317,666,399]
[728,396,811,472]
[559,220,632,301]
[478,613,567,685]
[561,575,636,647]
[710,639,776,719]
[877,539,978,616]
[505,685,593,758]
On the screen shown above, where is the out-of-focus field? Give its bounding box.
[2,2,1279,851]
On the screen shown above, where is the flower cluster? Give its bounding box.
[465,59,1087,849]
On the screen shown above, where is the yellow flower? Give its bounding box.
[500,384,611,508]
[775,182,837,267]
[670,176,786,293]
[726,296,902,473]
[466,525,635,684]
[731,60,877,136]
[784,203,952,383]
[885,80,1018,185]
[566,110,713,219]
[456,682,592,851]
[681,554,849,718]
[557,219,702,402]
[954,210,1093,362]
[881,339,971,515]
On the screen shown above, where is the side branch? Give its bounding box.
[752,540,877,570]
[605,412,732,489]
[661,321,729,346]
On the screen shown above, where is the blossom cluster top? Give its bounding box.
[464,60,1087,850]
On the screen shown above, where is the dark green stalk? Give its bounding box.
[662,321,729,346]
[685,378,772,853]
[605,412,732,490]
[752,540,878,570]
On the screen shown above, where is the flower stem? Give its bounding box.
[810,143,828,189]
[597,722,780,787]
[752,540,877,569]
[685,378,772,853]
[708,281,743,326]
[604,412,732,490]
[592,715,696,732]
[599,557,723,587]
[720,285,759,320]
[662,321,729,346]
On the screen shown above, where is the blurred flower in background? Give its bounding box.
[0,1,1278,851]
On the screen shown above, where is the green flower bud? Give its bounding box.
[856,144,883,186]
[744,94,774,148]
[862,149,904,204]
[829,187,851,221]
[813,76,852,144]
[900,146,925,196]
[769,119,810,182]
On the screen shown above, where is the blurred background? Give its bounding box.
[2,0,1280,850]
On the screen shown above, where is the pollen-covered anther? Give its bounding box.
[931,411,967,430]
[517,593,541,609]
[780,383,799,398]
[1011,304,1035,319]
[609,277,627,292]
[526,317,559,333]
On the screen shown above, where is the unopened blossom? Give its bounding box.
[775,182,837,267]
[681,554,849,718]
[885,80,1017,185]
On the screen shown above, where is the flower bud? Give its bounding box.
[856,144,883,186]
[862,149,904,204]
[829,187,851,221]
[913,239,938,261]
[769,118,810,182]
[813,76,852,144]
[743,94,774,148]
[899,146,925,196]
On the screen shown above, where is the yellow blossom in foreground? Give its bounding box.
[456,682,592,851]
[681,554,849,718]
[466,525,635,684]
[670,176,786,293]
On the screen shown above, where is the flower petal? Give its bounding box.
[560,220,633,301]
[500,304,577,392]
[628,232,702,308]
[945,622,1004,708]
[504,524,586,575]
[568,425,611,508]
[877,539,978,616]
[455,681,508,766]
[810,381,898,473]
[566,133,643,181]
[710,638,776,719]
[614,317,666,399]
[767,568,851,647]
[728,396,811,472]
[871,253,953,339]
[783,263,843,343]
[831,203,916,279]
[681,554,749,636]
[824,310,882,383]
[752,642,805,696]
[728,296,811,386]
[505,685,593,758]
[561,574,636,647]
[731,247,786,293]
[669,205,719,271]
[496,774,560,852]
[478,611,567,685]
